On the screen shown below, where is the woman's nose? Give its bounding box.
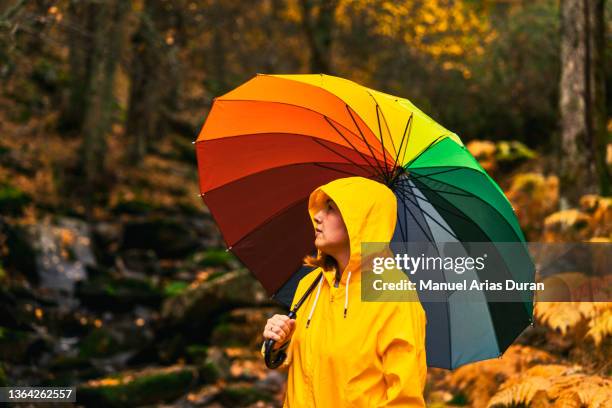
[314,209,323,223]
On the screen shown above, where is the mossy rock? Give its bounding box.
[0,220,38,283]
[215,384,274,407]
[189,248,236,268]
[0,362,7,386]
[76,276,163,312]
[111,199,156,216]
[120,217,200,258]
[163,280,190,298]
[161,269,268,330]
[77,365,198,408]
[78,328,122,359]
[0,183,31,217]
[186,344,208,363]
[0,326,50,363]
[185,345,228,384]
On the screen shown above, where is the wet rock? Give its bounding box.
[254,370,286,396]
[161,269,269,333]
[0,326,52,364]
[77,365,198,407]
[0,219,38,284]
[215,382,275,407]
[178,383,221,406]
[201,346,231,382]
[211,307,282,349]
[187,248,240,270]
[184,344,220,383]
[31,217,96,293]
[0,362,7,386]
[91,221,122,266]
[78,327,123,359]
[76,275,163,312]
[118,248,162,275]
[0,182,32,216]
[120,216,200,259]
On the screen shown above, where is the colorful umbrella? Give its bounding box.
[194,74,534,369]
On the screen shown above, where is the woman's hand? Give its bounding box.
[263,314,296,350]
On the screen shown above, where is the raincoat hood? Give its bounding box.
[305,176,397,325]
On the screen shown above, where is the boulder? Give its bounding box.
[120,217,200,259]
[77,365,198,407]
[161,269,269,332]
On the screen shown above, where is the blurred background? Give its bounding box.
[0,0,610,407]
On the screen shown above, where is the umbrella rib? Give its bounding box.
[215,99,385,157]
[201,160,375,196]
[390,112,414,183]
[366,90,398,159]
[410,168,525,243]
[322,115,387,158]
[311,137,381,180]
[391,113,413,189]
[401,112,415,166]
[409,167,462,180]
[374,105,391,182]
[344,105,391,183]
[394,189,436,241]
[407,175,500,243]
[397,177,474,198]
[313,162,375,178]
[322,116,387,181]
[396,188,459,241]
[378,105,398,159]
[230,196,309,249]
[404,135,447,168]
[395,196,408,242]
[405,180,480,224]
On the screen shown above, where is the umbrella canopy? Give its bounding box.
[194,73,534,369]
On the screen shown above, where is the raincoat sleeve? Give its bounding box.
[376,302,427,407]
[259,272,313,368]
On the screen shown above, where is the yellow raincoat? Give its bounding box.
[263,176,427,407]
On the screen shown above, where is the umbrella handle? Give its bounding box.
[264,310,297,369]
[264,272,322,369]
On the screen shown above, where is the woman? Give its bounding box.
[262,176,427,407]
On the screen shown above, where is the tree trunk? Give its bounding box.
[559,0,609,207]
[300,0,339,74]
[126,0,181,163]
[78,0,128,218]
[59,0,94,132]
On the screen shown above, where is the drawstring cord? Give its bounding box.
[344,270,352,318]
[306,274,323,328]
[306,270,352,328]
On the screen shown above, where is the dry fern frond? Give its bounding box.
[552,376,612,408]
[448,345,556,408]
[585,307,612,346]
[534,301,603,334]
[487,376,551,408]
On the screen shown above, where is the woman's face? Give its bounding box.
[313,196,349,254]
